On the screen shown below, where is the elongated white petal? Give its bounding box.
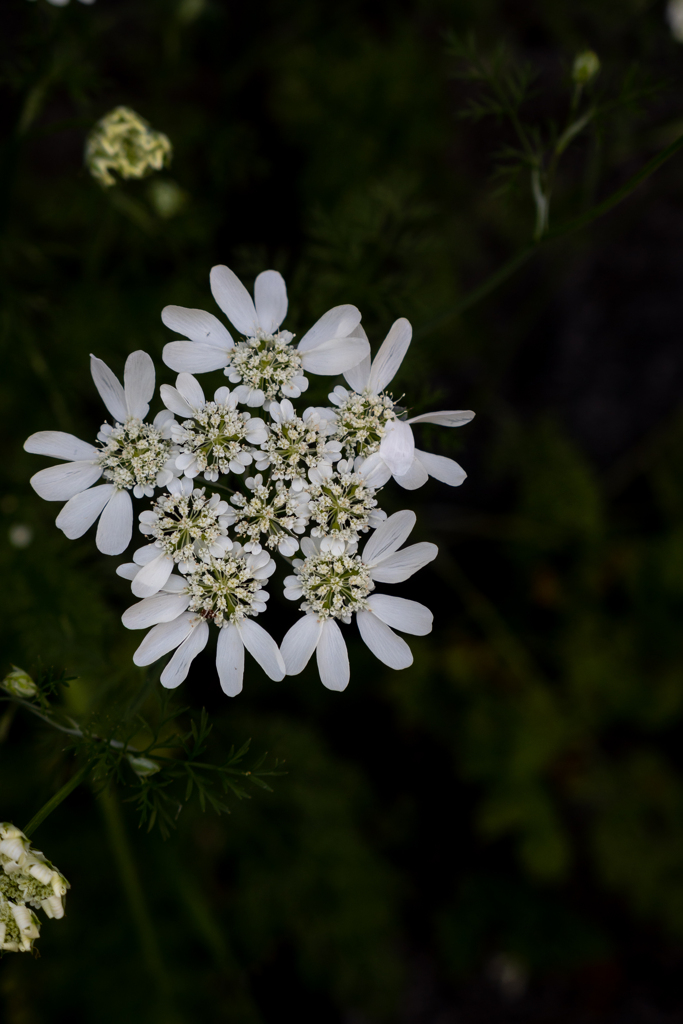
[369,541,438,583]
[367,594,433,635]
[356,452,392,488]
[362,510,416,566]
[163,342,230,374]
[216,624,245,696]
[297,305,361,352]
[160,620,209,688]
[356,610,413,669]
[24,431,98,462]
[131,551,174,598]
[210,265,258,336]
[55,483,115,539]
[90,355,127,423]
[238,618,285,681]
[161,305,234,350]
[378,419,414,477]
[415,449,466,486]
[116,562,140,581]
[393,456,429,490]
[316,618,349,691]
[281,614,323,675]
[96,488,133,555]
[122,592,190,630]
[133,612,195,666]
[133,543,161,565]
[343,325,372,390]
[160,384,194,418]
[366,317,412,394]
[124,350,155,420]
[175,372,205,411]
[254,270,288,333]
[30,461,102,502]
[300,334,370,375]
[407,409,475,427]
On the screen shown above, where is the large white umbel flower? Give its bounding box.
[329,319,474,490]
[280,510,437,691]
[162,265,370,407]
[24,351,175,556]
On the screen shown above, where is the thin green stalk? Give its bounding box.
[416,130,683,339]
[23,760,93,838]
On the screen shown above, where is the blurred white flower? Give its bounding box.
[8,524,33,549]
[85,107,171,188]
[668,0,683,41]
[28,0,95,6]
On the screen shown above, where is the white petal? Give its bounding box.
[160,620,209,688]
[281,614,323,675]
[297,305,361,352]
[393,456,429,490]
[342,325,372,390]
[216,624,245,697]
[90,355,127,422]
[133,543,161,565]
[254,270,288,333]
[415,449,467,487]
[362,510,416,566]
[131,551,175,598]
[316,618,349,691]
[163,341,230,374]
[133,612,195,666]
[356,611,413,669]
[122,592,190,629]
[238,618,285,681]
[300,335,370,376]
[369,541,438,583]
[210,265,258,336]
[356,452,392,488]
[175,372,205,411]
[160,384,194,418]
[24,431,98,461]
[161,305,234,350]
[116,562,140,581]
[366,318,412,394]
[124,350,155,420]
[367,594,433,635]
[96,488,133,555]
[55,483,115,539]
[30,461,102,501]
[407,409,475,427]
[379,420,415,477]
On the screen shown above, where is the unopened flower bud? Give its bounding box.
[127,754,161,778]
[572,50,600,84]
[85,106,172,188]
[2,667,38,699]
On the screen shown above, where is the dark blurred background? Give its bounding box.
[4,0,683,1021]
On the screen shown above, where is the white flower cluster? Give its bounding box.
[0,824,70,953]
[25,265,474,694]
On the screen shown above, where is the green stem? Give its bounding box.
[22,760,93,838]
[416,130,683,339]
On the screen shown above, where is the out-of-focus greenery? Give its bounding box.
[3,0,683,1021]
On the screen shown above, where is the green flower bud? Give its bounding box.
[2,667,38,699]
[85,106,172,188]
[127,754,161,778]
[572,50,600,85]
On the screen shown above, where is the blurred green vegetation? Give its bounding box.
[3,0,683,1021]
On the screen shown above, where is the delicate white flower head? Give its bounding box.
[280,510,437,691]
[256,399,342,489]
[330,319,475,491]
[306,458,386,554]
[228,474,309,557]
[122,548,284,695]
[24,352,175,555]
[161,264,370,407]
[160,372,267,481]
[667,0,683,41]
[0,823,70,953]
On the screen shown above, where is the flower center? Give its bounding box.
[333,390,397,458]
[298,552,374,620]
[186,555,262,626]
[174,403,254,478]
[143,490,228,563]
[308,475,378,541]
[231,483,305,549]
[226,331,302,400]
[261,416,329,480]
[97,420,170,490]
